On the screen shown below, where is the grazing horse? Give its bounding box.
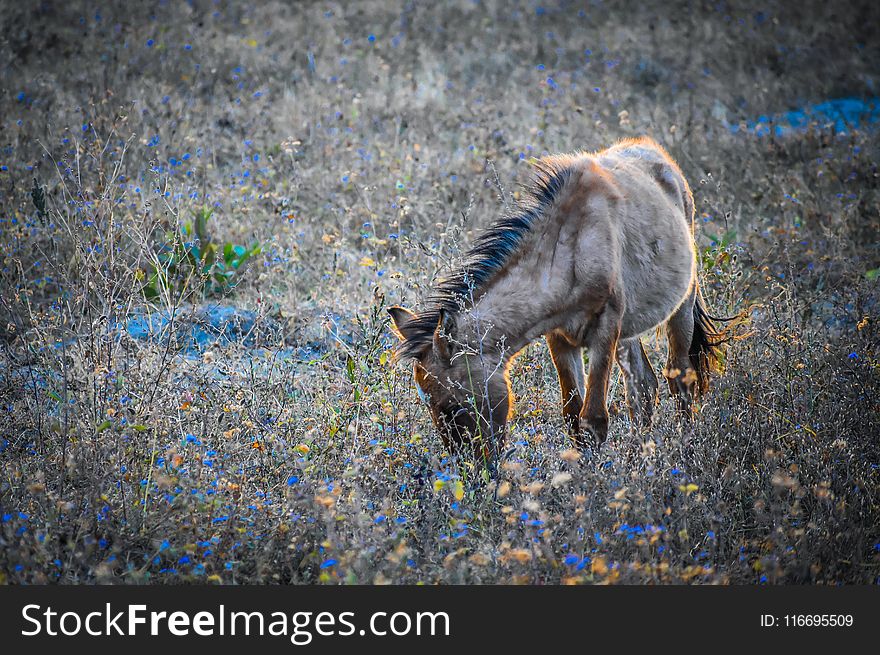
[388,137,727,466]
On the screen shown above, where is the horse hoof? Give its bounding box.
[579,414,608,446]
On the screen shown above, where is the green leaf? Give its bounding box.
[194,207,212,242]
[214,270,235,284]
[31,178,47,216]
[96,420,112,433]
[202,243,217,271]
[142,277,160,300]
[231,242,261,269]
[867,268,879,281]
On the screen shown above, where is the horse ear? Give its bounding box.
[387,306,418,341]
[433,309,455,362]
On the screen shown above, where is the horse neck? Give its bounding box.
[463,253,560,363]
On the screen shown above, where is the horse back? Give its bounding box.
[569,137,697,336]
[598,136,694,223]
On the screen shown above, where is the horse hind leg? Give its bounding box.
[664,290,698,415]
[615,337,659,430]
[546,332,585,441]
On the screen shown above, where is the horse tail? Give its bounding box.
[690,285,736,395]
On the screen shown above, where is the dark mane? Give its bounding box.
[396,156,575,360]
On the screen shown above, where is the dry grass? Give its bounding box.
[0,0,878,584]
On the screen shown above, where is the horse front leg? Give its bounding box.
[546,332,585,440]
[579,304,622,447]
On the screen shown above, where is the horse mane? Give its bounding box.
[395,155,576,360]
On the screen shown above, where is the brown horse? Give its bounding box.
[389,137,727,466]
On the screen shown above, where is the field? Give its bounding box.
[1,0,878,584]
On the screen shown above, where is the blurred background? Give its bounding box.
[0,1,877,585]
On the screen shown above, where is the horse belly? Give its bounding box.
[619,208,694,338]
[620,288,687,338]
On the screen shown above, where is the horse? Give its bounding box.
[388,136,728,468]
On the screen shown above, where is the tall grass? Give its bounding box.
[0,0,877,584]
